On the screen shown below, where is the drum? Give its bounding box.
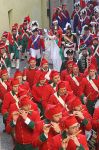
[88,129,97,150]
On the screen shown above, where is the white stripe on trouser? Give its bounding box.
[16,59,20,69]
[30,48,41,59]
[10,53,14,60]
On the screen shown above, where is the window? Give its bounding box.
[8,9,13,27]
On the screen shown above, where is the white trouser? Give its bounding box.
[30,48,41,59]
[10,53,14,60]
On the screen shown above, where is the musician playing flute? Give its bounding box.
[50,115,89,150]
[6,97,41,150]
[32,104,65,150]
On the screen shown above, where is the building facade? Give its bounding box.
[0,0,49,35]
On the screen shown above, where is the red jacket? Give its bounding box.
[32,121,61,150]
[33,69,51,85]
[49,133,89,150]
[32,83,54,109]
[6,104,41,144]
[78,76,99,101]
[65,73,84,96]
[61,69,72,81]
[48,92,74,116]
[1,91,19,116]
[76,108,92,132]
[0,79,11,101]
[23,68,38,89]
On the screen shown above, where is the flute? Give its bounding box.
[66,130,82,141]
[19,109,33,114]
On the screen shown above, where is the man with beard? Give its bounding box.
[23,57,38,89]
[33,58,51,85]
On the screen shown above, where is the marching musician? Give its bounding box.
[6,97,41,150]
[32,104,64,150]
[78,64,99,116]
[22,57,38,89]
[50,115,89,150]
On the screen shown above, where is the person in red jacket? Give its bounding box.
[32,104,64,150]
[32,73,54,116]
[48,81,74,115]
[67,96,92,134]
[0,69,11,102]
[65,63,84,96]
[6,97,41,150]
[78,64,99,116]
[22,56,38,89]
[50,115,89,150]
[49,70,72,93]
[1,79,20,123]
[92,106,99,150]
[33,58,52,85]
[61,60,75,81]
[14,70,31,95]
